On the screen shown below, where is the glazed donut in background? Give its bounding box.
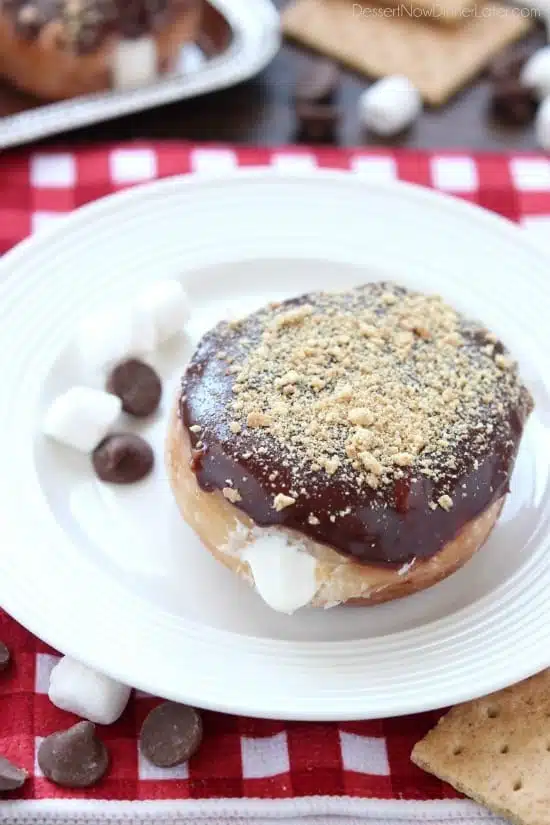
[0,0,202,100]
[167,282,533,614]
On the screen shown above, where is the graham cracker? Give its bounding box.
[411,670,550,825]
[282,0,532,105]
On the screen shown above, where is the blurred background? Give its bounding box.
[0,0,548,151]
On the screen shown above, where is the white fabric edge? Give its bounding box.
[0,798,503,825]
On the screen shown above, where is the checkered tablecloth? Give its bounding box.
[0,141,549,825]
[1,143,550,254]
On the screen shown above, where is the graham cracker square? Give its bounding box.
[412,670,550,825]
[282,0,532,105]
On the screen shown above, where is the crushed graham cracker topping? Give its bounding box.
[222,487,242,504]
[180,282,533,566]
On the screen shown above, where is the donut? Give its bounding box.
[0,0,201,100]
[166,282,533,613]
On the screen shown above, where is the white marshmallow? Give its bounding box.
[398,557,416,576]
[358,75,422,137]
[49,656,131,725]
[112,37,158,91]
[76,306,157,372]
[521,46,550,100]
[535,95,550,150]
[43,387,121,453]
[130,304,158,354]
[243,534,318,614]
[136,280,190,344]
[76,308,134,371]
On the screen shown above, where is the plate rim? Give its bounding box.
[1,168,550,720]
[2,166,549,272]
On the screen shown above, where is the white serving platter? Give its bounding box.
[1,169,550,721]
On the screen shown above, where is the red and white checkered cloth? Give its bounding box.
[0,142,549,825]
[2,143,550,254]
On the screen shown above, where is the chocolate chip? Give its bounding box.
[38,722,108,788]
[0,756,27,792]
[61,1,106,53]
[488,44,536,82]
[73,19,104,54]
[140,702,202,768]
[295,58,339,104]
[489,53,525,82]
[92,434,154,484]
[14,4,43,38]
[490,78,537,126]
[107,359,162,418]
[295,101,339,143]
[0,643,10,673]
[113,0,169,38]
[144,0,170,26]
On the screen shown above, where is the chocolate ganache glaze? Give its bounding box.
[180,282,533,566]
[2,0,197,53]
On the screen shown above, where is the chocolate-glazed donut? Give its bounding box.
[167,282,533,610]
[0,0,200,99]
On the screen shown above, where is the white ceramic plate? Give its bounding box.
[0,0,280,150]
[1,169,550,721]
